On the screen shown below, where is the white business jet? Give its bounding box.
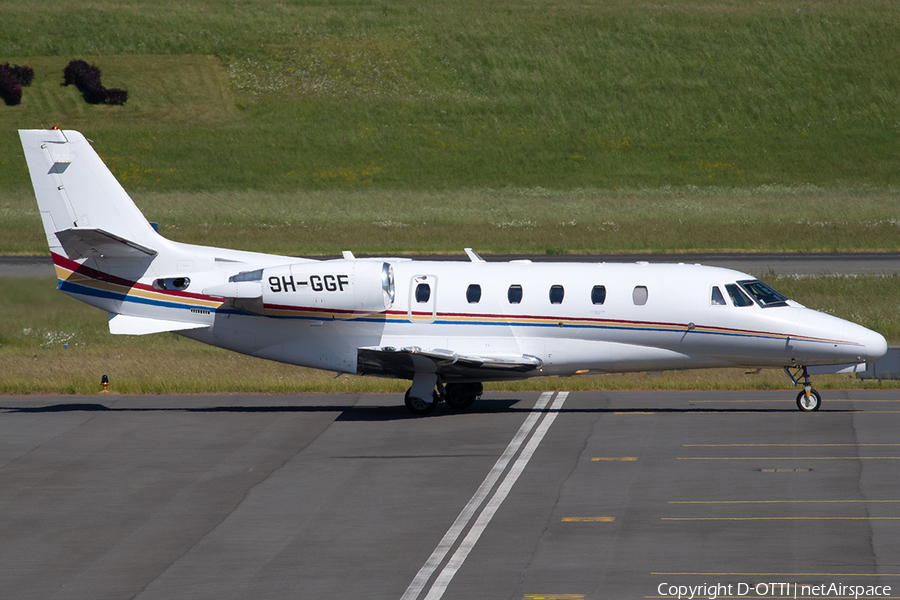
[20,129,887,414]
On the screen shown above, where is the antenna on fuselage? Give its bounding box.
[464,248,485,263]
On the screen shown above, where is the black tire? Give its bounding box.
[796,389,822,412]
[404,388,438,415]
[444,382,482,411]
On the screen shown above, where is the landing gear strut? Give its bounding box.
[784,366,822,412]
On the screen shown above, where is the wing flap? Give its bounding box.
[357,346,542,381]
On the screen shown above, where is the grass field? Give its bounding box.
[4,185,900,255]
[2,0,899,254]
[2,0,899,196]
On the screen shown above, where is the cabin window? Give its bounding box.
[738,280,788,308]
[591,285,606,305]
[725,283,754,307]
[508,284,523,304]
[549,285,565,304]
[711,286,726,306]
[415,283,431,303]
[632,285,648,306]
[466,284,482,304]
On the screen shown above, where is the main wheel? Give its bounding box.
[444,382,481,411]
[405,388,438,415]
[796,389,822,412]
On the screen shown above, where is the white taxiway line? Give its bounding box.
[401,391,569,600]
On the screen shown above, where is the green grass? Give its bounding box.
[1,0,899,194]
[3,0,899,254]
[4,186,900,255]
[2,275,898,395]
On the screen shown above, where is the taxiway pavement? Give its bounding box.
[2,390,899,599]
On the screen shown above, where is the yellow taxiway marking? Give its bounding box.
[614,411,655,414]
[591,457,638,461]
[663,516,900,521]
[678,456,900,460]
[561,517,615,522]
[670,500,900,504]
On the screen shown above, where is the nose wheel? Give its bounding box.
[785,366,821,412]
[796,388,821,411]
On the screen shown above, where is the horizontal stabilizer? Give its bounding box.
[58,228,157,260]
[108,313,210,336]
[357,346,542,381]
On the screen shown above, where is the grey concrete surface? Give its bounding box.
[1,390,899,599]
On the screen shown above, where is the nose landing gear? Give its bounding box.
[784,366,821,412]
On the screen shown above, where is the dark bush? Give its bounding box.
[63,59,126,105]
[3,64,34,87]
[0,69,22,106]
[105,88,128,106]
[63,59,98,87]
[0,63,31,106]
[82,86,108,105]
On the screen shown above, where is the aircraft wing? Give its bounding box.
[357,345,543,381]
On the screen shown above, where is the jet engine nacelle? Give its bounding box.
[262,260,395,315]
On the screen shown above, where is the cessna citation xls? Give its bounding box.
[20,129,887,414]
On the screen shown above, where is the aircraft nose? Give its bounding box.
[865,329,888,362]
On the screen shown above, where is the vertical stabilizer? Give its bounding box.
[19,129,161,257]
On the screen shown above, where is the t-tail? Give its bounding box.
[19,129,286,336]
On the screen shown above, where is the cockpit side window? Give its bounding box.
[711,286,726,306]
[738,280,789,308]
[725,284,754,307]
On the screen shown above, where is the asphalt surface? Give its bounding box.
[4,252,900,278]
[2,390,899,600]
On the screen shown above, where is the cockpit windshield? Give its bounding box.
[737,280,789,308]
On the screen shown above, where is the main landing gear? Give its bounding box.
[403,380,484,415]
[784,366,822,412]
